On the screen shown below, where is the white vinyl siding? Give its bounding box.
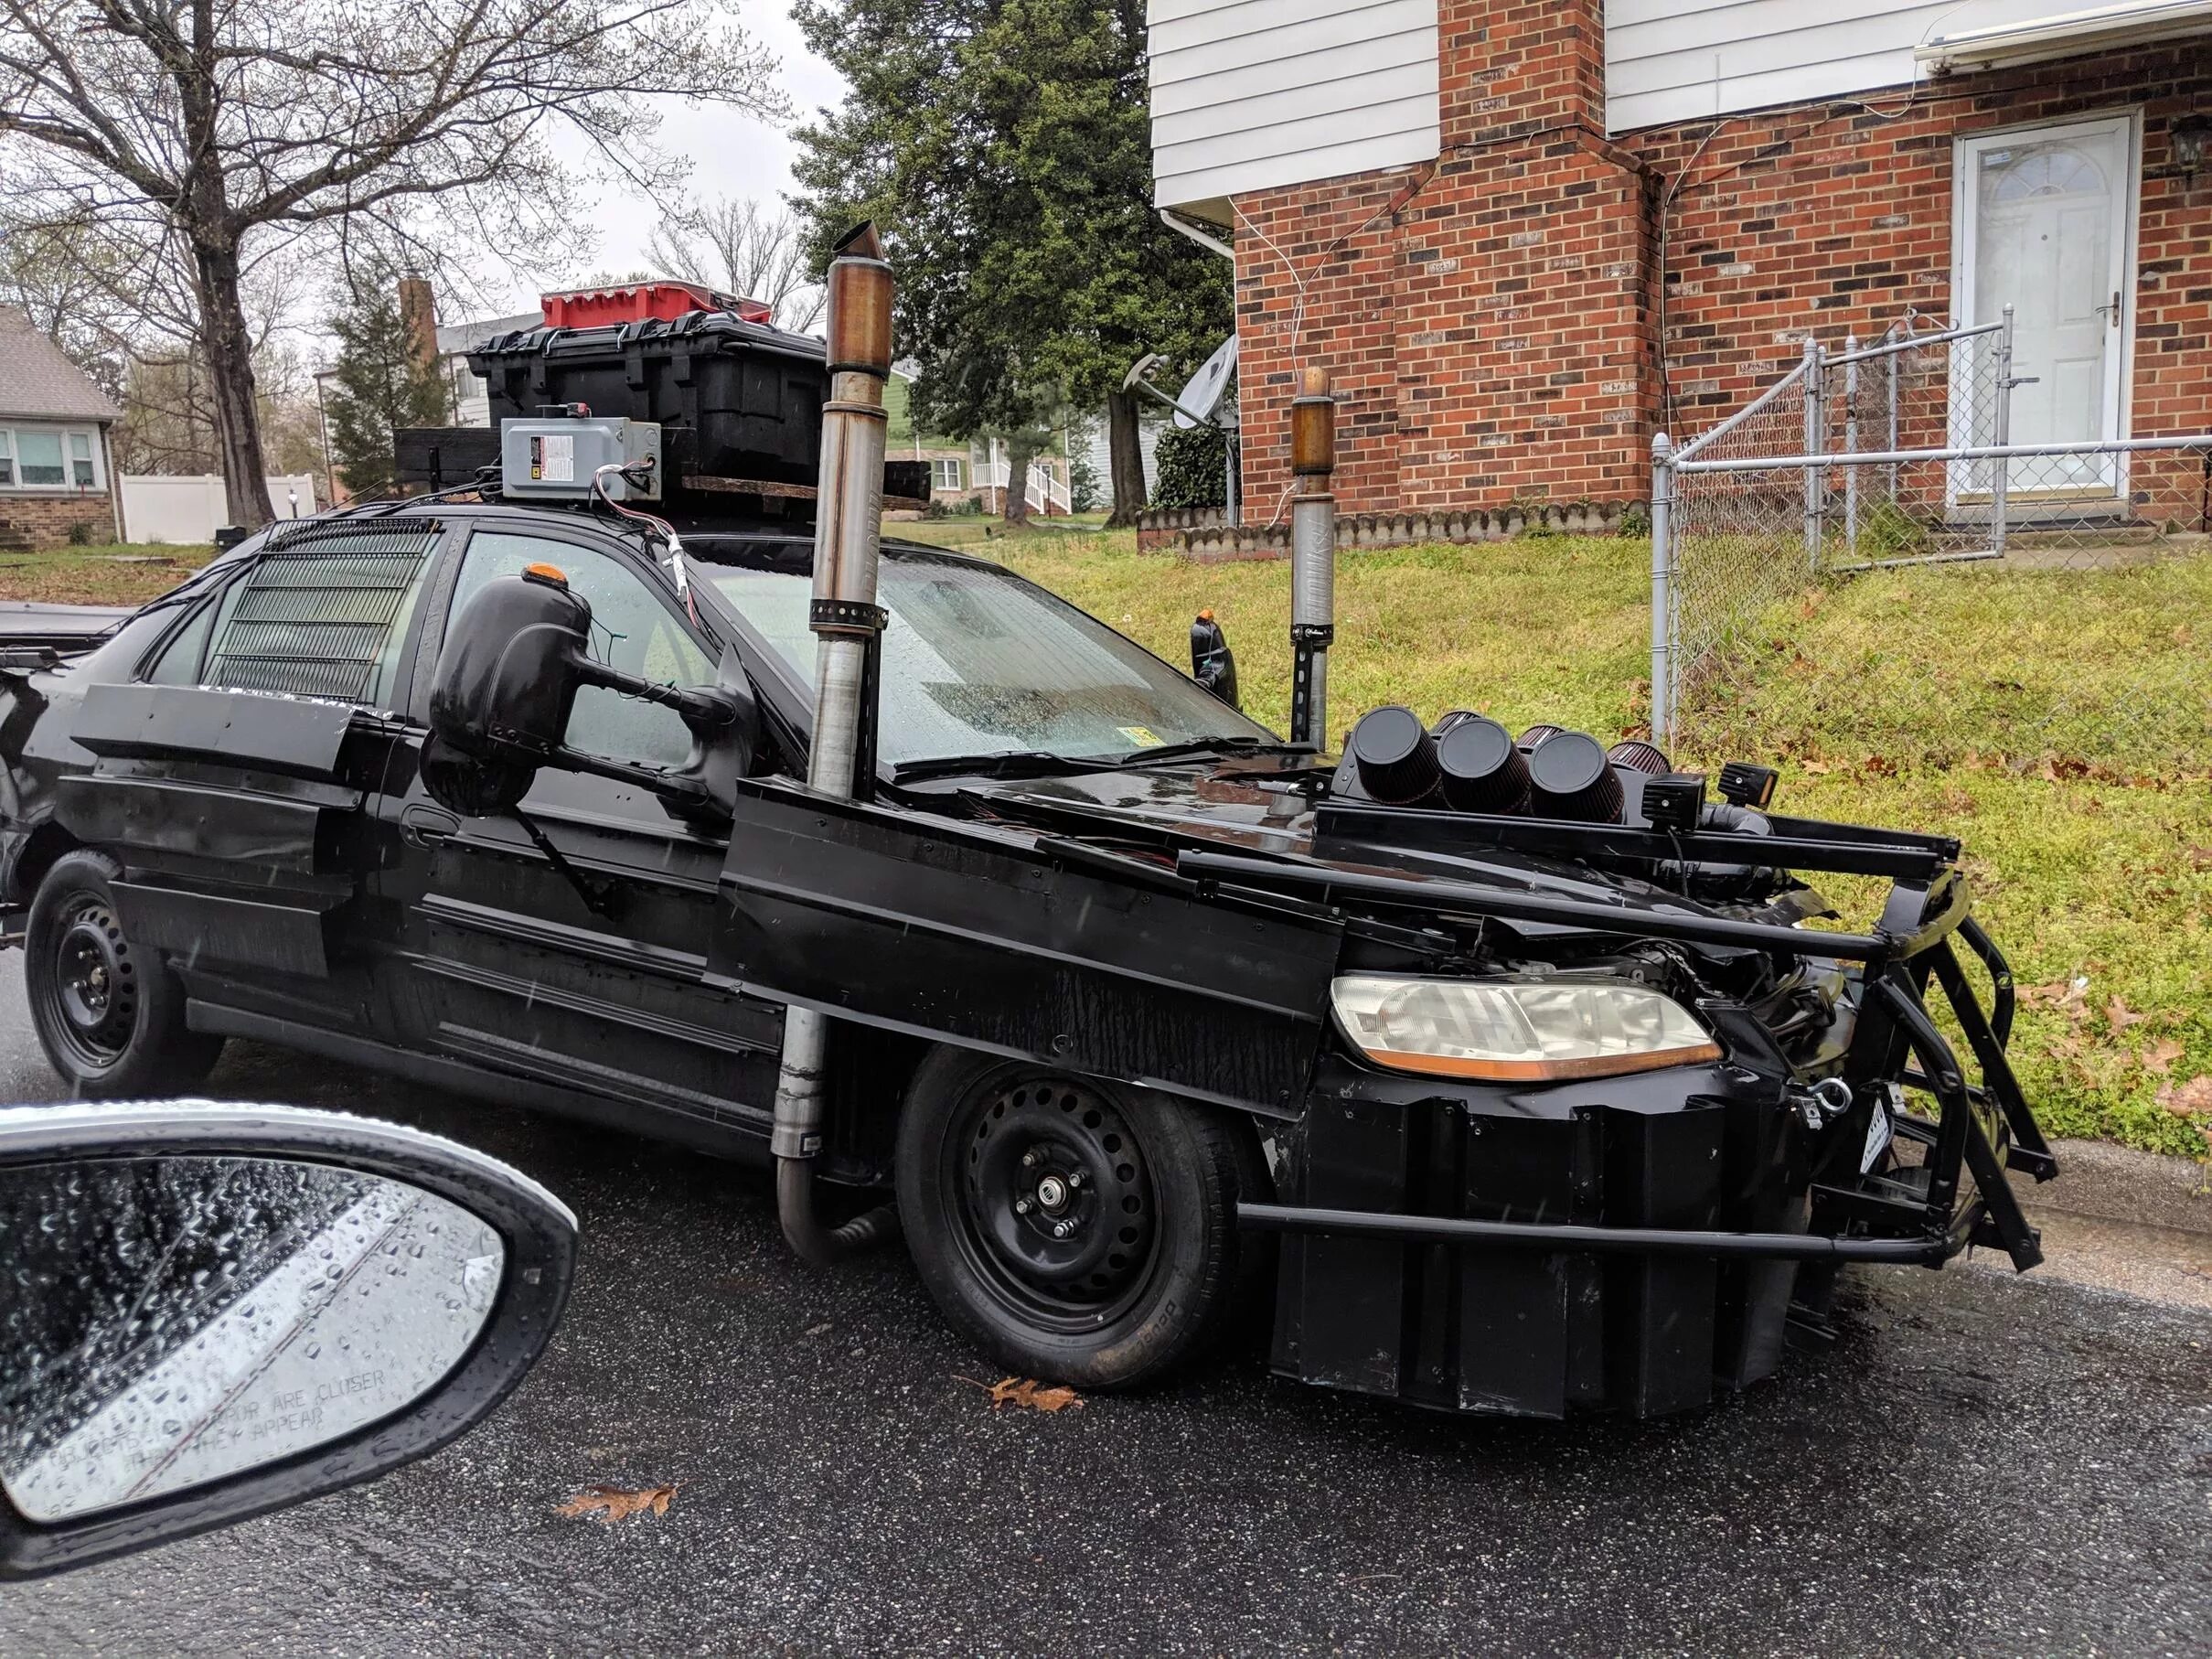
[1150,0,1439,212]
[1604,0,2164,133]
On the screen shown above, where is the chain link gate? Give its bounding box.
[1651,310,2212,774]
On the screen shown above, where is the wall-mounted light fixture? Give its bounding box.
[2173,113,2209,178]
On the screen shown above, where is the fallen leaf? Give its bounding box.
[2157,1076,2212,1118]
[2105,995,2150,1033]
[2020,976,2090,1020]
[959,1375,1085,1413]
[556,1482,679,1524]
[1801,759,1834,776]
[2190,846,2212,872]
[2143,1038,2185,1076]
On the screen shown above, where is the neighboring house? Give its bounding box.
[884,370,1086,514]
[0,306,121,549]
[1149,0,2212,517]
[434,310,546,426]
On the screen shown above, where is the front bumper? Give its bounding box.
[1252,875,2057,1420]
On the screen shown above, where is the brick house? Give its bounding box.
[0,306,122,549]
[1149,1,2212,520]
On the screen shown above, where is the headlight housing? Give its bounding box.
[1330,974,1721,1082]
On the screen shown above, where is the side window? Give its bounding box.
[143,597,218,685]
[143,533,436,705]
[448,532,713,768]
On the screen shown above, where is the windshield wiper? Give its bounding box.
[1099,735,1288,766]
[891,750,1102,785]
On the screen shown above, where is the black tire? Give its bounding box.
[26,850,224,1097]
[895,1047,1271,1390]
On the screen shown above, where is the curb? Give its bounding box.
[2012,1138,2212,1236]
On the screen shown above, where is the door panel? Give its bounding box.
[1959,119,2132,498]
[373,528,778,1148]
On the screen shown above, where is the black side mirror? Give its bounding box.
[1190,609,1239,710]
[0,1099,575,1580]
[424,566,747,816]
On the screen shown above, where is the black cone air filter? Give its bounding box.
[1349,705,1440,804]
[1432,708,1481,738]
[1518,722,1564,752]
[1528,730,1626,822]
[1437,715,1531,813]
[1608,739,1672,776]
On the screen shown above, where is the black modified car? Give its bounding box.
[0,498,2056,1420]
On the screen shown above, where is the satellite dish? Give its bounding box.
[1173,334,1238,430]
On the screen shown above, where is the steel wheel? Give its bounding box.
[947,1074,1163,1334]
[25,850,224,1097]
[39,894,140,1070]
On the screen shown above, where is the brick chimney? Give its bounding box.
[397,276,438,376]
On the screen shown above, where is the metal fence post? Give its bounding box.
[1801,337,1824,572]
[1843,333,1860,561]
[1886,323,1902,505]
[1650,430,1674,747]
[1991,304,2014,559]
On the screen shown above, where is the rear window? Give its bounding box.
[144,522,441,706]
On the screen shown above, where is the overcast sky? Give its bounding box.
[476,4,845,318]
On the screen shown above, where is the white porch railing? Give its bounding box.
[971,456,1071,515]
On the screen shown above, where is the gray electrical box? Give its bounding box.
[498,417,661,501]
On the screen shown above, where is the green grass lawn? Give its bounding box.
[0,544,214,606]
[1693,555,2212,775]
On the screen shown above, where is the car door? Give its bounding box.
[373,520,783,1149]
[59,518,445,1044]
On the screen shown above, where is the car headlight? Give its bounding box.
[1329,974,1722,1082]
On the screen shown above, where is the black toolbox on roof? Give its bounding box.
[469,312,832,487]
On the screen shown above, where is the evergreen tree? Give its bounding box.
[789,0,1230,527]
[324,284,453,498]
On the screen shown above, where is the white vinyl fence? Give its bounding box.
[118,474,319,544]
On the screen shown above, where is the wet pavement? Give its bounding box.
[1,958,2208,1656]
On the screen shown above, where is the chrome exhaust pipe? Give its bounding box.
[773,221,902,1265]
[1288,367,1336,749]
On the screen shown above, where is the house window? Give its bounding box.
[0,424,102,491]
[16,432,65,487]
[932,456,964,491]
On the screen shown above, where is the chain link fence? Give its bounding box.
[1652,313,2212,775]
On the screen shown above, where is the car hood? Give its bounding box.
[944,759,1755,932]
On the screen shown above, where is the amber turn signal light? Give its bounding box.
[521,562,569,589]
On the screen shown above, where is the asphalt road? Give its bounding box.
[2,959,2208,1656]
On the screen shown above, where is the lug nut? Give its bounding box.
[1052,1221,1072,1239]
[1066,1170,1085,1189]
[1014,1197,1031,1215]
[1021,1149,1041,1168]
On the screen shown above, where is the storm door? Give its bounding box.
[1953,115,2135,502]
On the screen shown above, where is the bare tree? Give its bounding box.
[1,1,785,527]
[647,196,825,333]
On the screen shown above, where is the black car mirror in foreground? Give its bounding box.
[0,1101,575,1580]
[423,561,751,817]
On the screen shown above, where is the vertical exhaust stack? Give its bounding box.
[772,221,902,1266]
[1288,368,1336,749]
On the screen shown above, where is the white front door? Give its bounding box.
[1955,115,2134,498]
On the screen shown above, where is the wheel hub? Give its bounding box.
[54,906,135,1052]
[956,1076,1159,1320]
